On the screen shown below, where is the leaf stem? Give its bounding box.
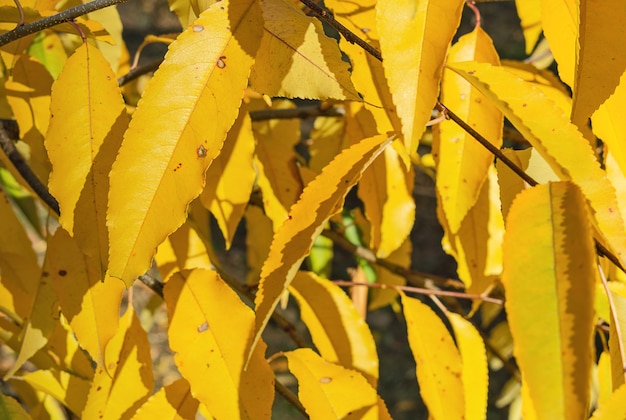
[0,0,128,47]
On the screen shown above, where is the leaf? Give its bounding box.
[252,100,303,230]
[289,271,379,387]
[107,0,263,285]
[200,103,255,248]
[608,287,626,390]
[48,228,125,366]
[132,378,199,420]
[358,145,415,258]
[46,42,127,237]
[590,383,626,420]
[0,394,30,420]
[515,0,542,54]
[284,348,391,419]
[155,222,213,282]
[164,269,274,419]
[82,307,154,420]
[539,0,577,87]
[377,0,464,153]
[593,72,626,178]
[27,31,68,79]
[20,369,91,415]
[400,293,465,418]
[369,237,411,311]
[435,26,502,233]
[251,134,392,362]
[448,313,488,420]
[244,205,274,284]
[571,0,626,126]
[450,61,626,267]
[250,0,360,100]
[502,181,596,418]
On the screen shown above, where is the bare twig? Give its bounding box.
[275,379,309,418]
[118,59,163,86]
[333,280,504,305]
[0,0,128,47]
[0,126,60,215]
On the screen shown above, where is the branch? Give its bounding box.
[117,59,163,86]
[0,0,128,47]
[249,104,345,121]
[0,126,60,215]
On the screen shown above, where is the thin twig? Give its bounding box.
[598,263,626,378]
[274,378,309,418]
[333,280,504,305]
[117,59,163,86]
[0,0,128,47]
[0,126,60,215]
[250,105,345,121]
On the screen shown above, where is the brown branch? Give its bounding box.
[0,126,60,215]
[250,104,345,121]
[117,59,163,86]
[0,0,128,47]
[333,280,503,305]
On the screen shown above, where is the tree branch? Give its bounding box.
[0,0,128,48]
[249,104,345,121]
[117,59,163,86]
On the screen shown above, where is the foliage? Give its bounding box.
[1,0,626,418]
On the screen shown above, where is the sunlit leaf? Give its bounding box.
[284,348,391,419]
[515,0,542,54]
[593,72,626,178]
[590,383,626,420]
[155,222,213,282]
[450,61,626,267]
[82,307,153,420]
[539,0,577,88]
[250,0,360,100]
[448,313,488,420]
[436,26,501,233]
[201,103,255,248]
[401,293,465,418]
[27,31,67,79]
[608,287,626,390]
[377,0,464,153]
[358,145,415,258]
[571,0,626,126]
[251,134,392,362]
[132,378,199,420]
[502,182,595,418]
[289,271,379,386]
[48,228,125,367]
[244,205,274,284]
[107,0,263,285]
[165,269,274,418]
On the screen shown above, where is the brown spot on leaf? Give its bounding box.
[58,269,67,276]
[197,145,207,158]
[319,377,332,384]
[217,56,226,69]
[192,25,204,32]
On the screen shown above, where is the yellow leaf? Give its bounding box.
[244,205,274,285]
[369,237,411,311]
[48,228,125,366]
[155,222,213,282]
[593,72,626,178]
[284,348,391,419]
[515,0,542,54]
[377,0,464,153]
[308,113,349,173]
[358,145,415,258]
[20,369,91,415]
[540,0,577,88]
[251,134,392,362]
[400,293,465,419]
[250,0,360,100]
[590,383,626,420]
[597,351,612,407]
[27,31,68,79]
[571,0,626,126]
[450,61,626,267]
[132,378,199,420]
[502,182,596,418]
[3,260,58,380]
[82,307,153,420]
[289,271,379,387]
[0,394,30,420]
[608,287,626,390]
[46,42,127,237]
[164,269,274,419]
[448,313,488,420]
[107,0,263,285]
[436,26,502,233]
[201,104,255,248]
[439,166,504,291]
[88,5,125,74]
[252,100,302,231]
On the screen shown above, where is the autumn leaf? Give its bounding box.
[250,134,392,363]
[132,378,199,420]
[107,0,263,286]
[539,0,577,88]
[377,0,464,153]
[502,181,595,418]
